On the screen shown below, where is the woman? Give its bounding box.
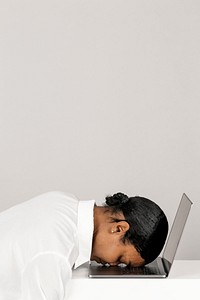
[0,191,168,299]
[91,192,168,267]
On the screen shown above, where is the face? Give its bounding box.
[91,219,144,267]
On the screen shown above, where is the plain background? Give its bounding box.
[0,0,199,259]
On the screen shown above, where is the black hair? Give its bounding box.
[105,192,168,265]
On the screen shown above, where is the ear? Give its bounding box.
[111,221,130,235]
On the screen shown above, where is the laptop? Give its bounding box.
[88,193,193,278]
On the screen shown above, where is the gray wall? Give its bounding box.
[0,0,200,259]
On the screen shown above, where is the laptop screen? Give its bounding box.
[162,193,192,273]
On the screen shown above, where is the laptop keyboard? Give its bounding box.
[88,260,164,277]
[123,266,158,275]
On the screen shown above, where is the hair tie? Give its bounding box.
[105,192,129,207]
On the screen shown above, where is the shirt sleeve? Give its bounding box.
[20,252,72,300]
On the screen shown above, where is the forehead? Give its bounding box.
[121,243,144,267]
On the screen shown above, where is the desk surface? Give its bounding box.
[69,261,200,300]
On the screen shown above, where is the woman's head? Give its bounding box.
[91,192,168,267]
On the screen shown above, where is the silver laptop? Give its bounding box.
[88,193,193,278]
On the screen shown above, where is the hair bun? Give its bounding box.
[105,192,129,207]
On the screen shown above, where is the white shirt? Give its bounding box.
[0,191,95,300]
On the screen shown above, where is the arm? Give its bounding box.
[20,252,72,300]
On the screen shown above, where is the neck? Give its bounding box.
[93,206,108,233]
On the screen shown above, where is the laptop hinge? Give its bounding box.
[161,257,171,275]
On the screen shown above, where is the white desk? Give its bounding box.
[69,261,200,300]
